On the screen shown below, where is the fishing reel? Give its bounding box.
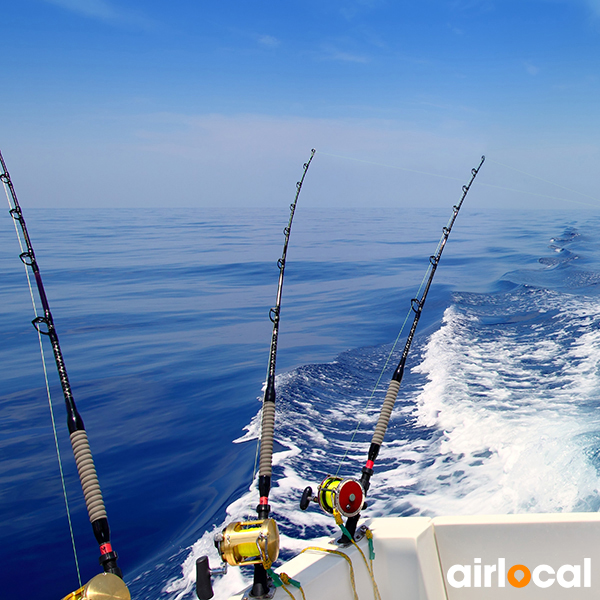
[62,573,130,600]
[195,518,280,600]
[300,475,365,519]
[216,518,280,568]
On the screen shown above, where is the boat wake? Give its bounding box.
[160,222,600,599]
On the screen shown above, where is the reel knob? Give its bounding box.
[300,486,314,510]
[196,556,213,600]
[195,556,228,600]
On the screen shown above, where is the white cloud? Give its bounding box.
[584,0,600,15]
[524,61,540,75]
[42,0,153,27]
[536,0,600,18]
[340,0,385,20]
[13,113,487,208]
[449,0,495,11]
[44,0,117,19]
[319,45,369,63]
[9,112,598,210]
[258,35,281,48]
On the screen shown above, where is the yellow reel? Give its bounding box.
[318,475,364,518]
[62,573,130,600]
[216,518,280,569]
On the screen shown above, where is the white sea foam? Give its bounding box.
[384,294,600,517]
[168,284,600,599]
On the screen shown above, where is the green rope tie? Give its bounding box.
[338,522,353,542]
[337,520,376,561]
[267,569,302,589]
[267,569,283,587]
[367,535,375,561]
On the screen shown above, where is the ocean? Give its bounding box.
[2,198,600,599]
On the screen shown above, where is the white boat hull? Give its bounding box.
[231,513,600,599]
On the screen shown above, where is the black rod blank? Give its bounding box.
[344,155,485,539]
[0,151,122,577]
[252,149,315,598]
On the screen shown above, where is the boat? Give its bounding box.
[194,154,600,600]
[226,512,600,599]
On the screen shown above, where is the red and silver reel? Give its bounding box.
[300,475,364,518]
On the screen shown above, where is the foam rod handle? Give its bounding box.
[70,429,107,522]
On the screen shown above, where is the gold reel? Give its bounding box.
[216,518,280,569]
[62,573,130,600]
[318,475,364,518]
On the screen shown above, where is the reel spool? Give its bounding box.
[300,476,364,518]
[216,518,280,569]
[318,476,364,518]
[62,573,130,600]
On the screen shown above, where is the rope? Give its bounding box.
[2,181,82,586]
[251,413,261,483]
[43,333,82,587]
[296,517,381,600]
[300,546,359,600]
[333,510,381,600]
[268,569,307,600]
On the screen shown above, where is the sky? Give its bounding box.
[1,0,600,208]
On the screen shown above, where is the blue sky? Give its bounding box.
[1,0,600,208]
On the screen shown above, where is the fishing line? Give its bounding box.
[478,181,599,208]
[317,150,466,183]
[334,263,432,476]
[333,196,470,475]
[488,158,600,204]
[2,181,82,586]
[319,151,599,207]
[256,151,316,513]
[341,156,484,541]
[38,330,82,588]
[251,383,264,485]
[206,150,316,600]
[0,150,124,581]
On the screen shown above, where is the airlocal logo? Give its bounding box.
[447,558,592,588]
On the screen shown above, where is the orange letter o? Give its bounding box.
[508,564,531,588]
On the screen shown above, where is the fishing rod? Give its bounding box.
[299,155,485,541]
[196,149,316,600]
[0,151,128,597]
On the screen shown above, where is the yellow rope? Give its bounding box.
[361,530,382,600]
[298,533,382,600]
[332,510,381,600]
[278,581,297,600]
[300,546,359,600]
[279,572,308,600]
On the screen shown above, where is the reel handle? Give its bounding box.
[195,556,227,600]
[300,486,316,510]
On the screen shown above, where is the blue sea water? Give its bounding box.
[2,200,600,599]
